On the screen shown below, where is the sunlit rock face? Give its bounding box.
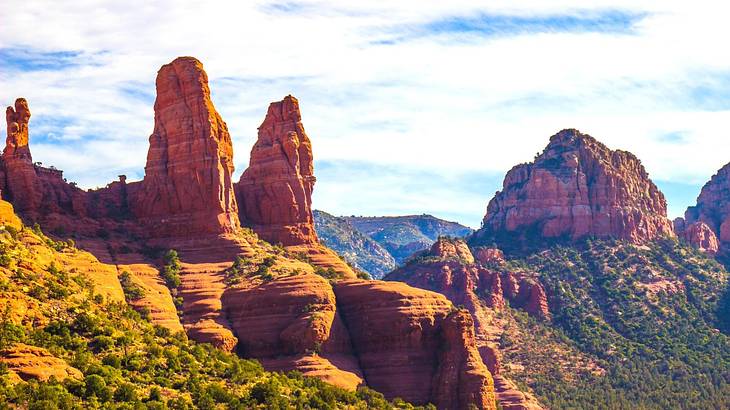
[236,95,317,246]
[472,129,674,248]
[130,56,240,237]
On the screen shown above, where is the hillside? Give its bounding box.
[0,203,424,409]
[508,238,729,408]
[342,215,473,265]
[388,236,730,409]
[313,210,396,278]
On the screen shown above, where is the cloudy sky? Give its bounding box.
[2,1,729,227]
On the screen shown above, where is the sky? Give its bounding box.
[2,1,730,228]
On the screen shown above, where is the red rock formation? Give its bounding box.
[333,280,495,409]
[474,248,506,265]
[515,278,550,320]
[674,218,719,255]
[433,310,497,410]
[2,98,42,214]
[223,274,496,408]
[130,56,239,237]
[223,274,363,389]
[473,129,674,247]
[684,162,730,253]
[236,95,317,246]
[1,343,82,382]
[385,238,546,409]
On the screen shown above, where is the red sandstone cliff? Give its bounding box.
[385,238,545,409]
[472,129,674,247]
[682,162,730,254]
[236,95,317,246]
[673,218,719,255]
[130,57,239,237]
[222,274,497,409]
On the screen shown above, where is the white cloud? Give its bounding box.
[2,0,730,223]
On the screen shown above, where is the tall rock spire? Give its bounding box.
[5,98,32,160]
[2,98,42,213]
[131,57,240,237]
[236,95,318,246]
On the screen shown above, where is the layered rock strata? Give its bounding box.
[473,129,674,247]
[236,95,316,246]
[223,274,497,408]
[130,56,240,237]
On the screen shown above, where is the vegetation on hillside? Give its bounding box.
[502,238,730,409]
[0,222,431,409]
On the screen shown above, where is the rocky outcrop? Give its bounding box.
[223,274,363,390]
[474,248,506,265]
[385,238,546,409]
[130,57,239,238]
[674,218,719,255]
[236,95,317,246]
[1,344,82,382]
[473,129,674,248]
[683,161,730,254]
[333,280,495,409]
[2,99,39,214]
[1,99,85,221]
[223,274,497,408]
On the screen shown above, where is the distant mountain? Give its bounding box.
[343,214,473,265]
[313,210,397,278]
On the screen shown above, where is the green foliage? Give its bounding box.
[314,266,343,280]
[502,239,730,409]
[0,220,427,409]
[160,249,181,290]
[224,255,250,285]
[118,271,145,301]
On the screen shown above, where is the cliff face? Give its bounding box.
[223,274,497,408]
[473,129,674,248]
[236,95,317,246]
[130,56,239,237]
[385,238,546,409]
[682,162,730,254]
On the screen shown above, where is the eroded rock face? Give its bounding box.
[473,129,673,247]
[333,280,495,409]
[1,343,82,382]
[130,56,239,237]
[385,238,546,409]
[223,274,496,408]
[2,98,42,214]
[674,218,719,255]
[236,95,317,246]
[684,162,730,252]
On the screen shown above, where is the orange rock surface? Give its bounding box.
[673,220,719,255]
[130,57,240,238]
[473,129,674,247]
[1,343,82,382]
[333,279,495,408]
[386,238,545,409]
[684,162,730,253]
[236,95,317,246]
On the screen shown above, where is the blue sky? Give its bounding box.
[2,1,730,227]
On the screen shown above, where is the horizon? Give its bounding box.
[3,1,729,228]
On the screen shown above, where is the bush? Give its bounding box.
[119,271,145,301]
